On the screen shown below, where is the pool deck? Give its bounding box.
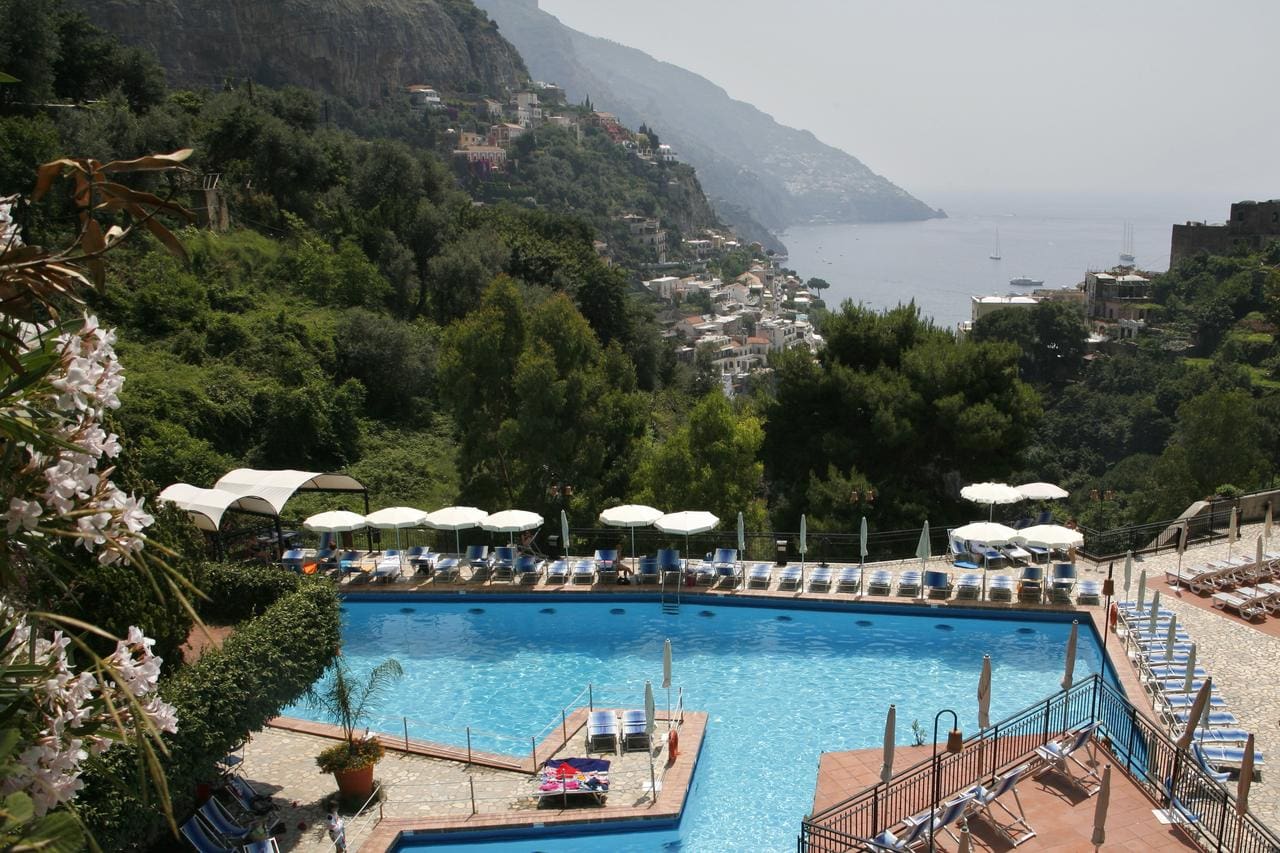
[810,742,1199,851]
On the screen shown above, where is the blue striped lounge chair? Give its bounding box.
[1049,563,1077,602]
[866,570,893,596]
[1161,692,1228,713]
[281,548,308,572]
[620,709,650,752]
[955,573,982,599]
[243,841,281,853]
[899,793,975,848]
[808,565,833,591]
[571,559,596,585]
[923,570,953,599]
[180,816,235,853]
[338,550,362,575]
[896,570,922,597]
[965,762,1036,847]
[988,574,1014,601]
[1001,542,1032,565]
[948,538,981,571]
[586,710,619,754]
[747,563,772,588]
[657,549,682,585]
[1034,723,1101,794]
[407,546,434,575]
[372,551,403,582]
[1076,579,1101,604]
[545,559,570,584]
[712,548,741,586]
[1190,727,1252,746]
[465,545,491,581]
[514,555,542,584]
[222,774,272,815]
[491,546,517,582]
[1017,566,1044,603]
[594,549,620,584]
[694,560,717,586]
[433,554,461,583]
[1190,744,1232,783]
[635,556,659,584]
[778,565,803,590]
[836,566,861,593]
[198,798,251,841]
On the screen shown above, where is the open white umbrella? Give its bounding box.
[961,482,1024,520]
[364,506,428,553]
[1183,644,1198,694]
[481,509,543,544]
[880,705,896,784]
[1136,569,1147,611]
[1016,482,1069,501]
[977,654,992,729]
[662,638,673,723]
[1015,524,1084,550]
[951,521,1018,543]
[303,510,368,533]
[1062,620,1078,690]
[600,504,662,569]
[1123,551,1133,601]
[1176,677,1213,750]
[425,506,487,554]
[860,516,869,566]
[655,510,719,560]
[1238,733,1256,815]
[1092,763,1111,848]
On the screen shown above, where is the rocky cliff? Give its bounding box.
[73,0,528,103]
[475,0,943,237]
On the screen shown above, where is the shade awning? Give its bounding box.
[157,483,276,532]
[214,468,365,516]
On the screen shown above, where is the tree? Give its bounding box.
[1172,389,1266,495]
[807,277,830,292]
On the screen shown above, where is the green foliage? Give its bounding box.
[197,561,308,623]
[77,580,340,851]
[970,302,1087,385]
[306,657,403,748]
[316,737,384,773]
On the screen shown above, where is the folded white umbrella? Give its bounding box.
[303,510,368,533]
[1238,733,1256,815]
[1016,481,1069,500]
[1015,524,1084,550]
[1136,569,1147,610]
[1123,551,1133,599]
[425,506,487,554]
[951,522,1018,544]
[1092,763,1111,848]
[977,654,992,730]
[1176,678,1213,750]
[1062,620,1078,690]
[1183,644,1197,694]
[364,506,428,552]
[916,521,931,571]
[880,704,896,784]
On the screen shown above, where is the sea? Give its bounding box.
[781,189,1246,331]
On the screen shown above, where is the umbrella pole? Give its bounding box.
[631,527,637,575]
[455,529,461,555]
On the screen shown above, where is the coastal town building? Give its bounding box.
[1084,270,1154,336]
[1170,199,1280,264]
[406,85,444,113]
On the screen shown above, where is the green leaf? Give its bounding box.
[1,791,34,829]
[12,809,84,853]
[0,72,18,84]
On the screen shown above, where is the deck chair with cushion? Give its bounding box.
[747,563,772,588]
[988,574,1015,601]
[338,550,362,575]
[281,549,308,572]
[923,570,953,600]
[180,816,235,853]
[866,570,893,596]
[955,573,982,599]
[896,570,922,597]
[620,709,651,752]
[809,565,833,591]
[198,798,251,841]
[586,710,619,754]
[1076,579,1102,604]
[966,762,1037,847]
[1017,566,1044,604]
[514,555,543,584]
[433,554,461,583]
[1190,744,1231,783]
[407,546,435,576]
[491,546,517,582]
[778,565,803,590]
[836,567,862,593]
[594,549,620,584]
[712,548,741,586]
[1035,722,1101,794]
[657,549,683,585]
[571,559,597,585]
[466,545,491,581]
[635,556,659,584]
[371,551,403,582]
[948,538,981,571]
[1050,563,1077,603]
[545,559,570,584]
[694,560,717,586]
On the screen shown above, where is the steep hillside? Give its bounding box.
[475,0,943,237]
[72,0,528,102]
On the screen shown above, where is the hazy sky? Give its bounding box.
[539,0,1279,200]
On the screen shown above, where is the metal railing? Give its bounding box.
[798,675,1280,853]
[327,783,382,853]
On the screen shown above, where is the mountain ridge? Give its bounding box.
[475,0,943,243]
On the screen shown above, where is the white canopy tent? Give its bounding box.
[157,484,276,533]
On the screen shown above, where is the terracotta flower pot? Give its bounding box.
[333,764,375,801]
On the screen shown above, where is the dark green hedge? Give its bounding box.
[77,579,340,850]
[197,561,315,623]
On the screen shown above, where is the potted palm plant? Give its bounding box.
[309,657,404,802]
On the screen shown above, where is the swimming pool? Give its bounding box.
[284,595,1113,852]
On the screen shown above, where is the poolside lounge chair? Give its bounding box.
[809,566,833,592]
[222,774,273,815]
[372,552,403,582]
[180,816,235,853]
[923,570,953,600]
[900,793,974,848]
[1016,566,1044,604]
[586,710,619,754]
[242,841,281,853]
[1050,563,1077,603]
[778,565,803,590]
[747,563,772,589]
[965,762,1037,847]
[314,548,337,573]
[1034,722,1101,794]
[514,555,542,584]
[693,560,717,586]
[338,550,362,575]
[433,555,461,583]
[866,570,893,596]
[836,567,862,593]
[1171,709,1240,729]
[537,757,610,806]
[198,798,251,841]
[545,559,570,584]
[1190,744,1231,783]
[407,546,435,575]
[1196,743,1264,777]
[571,559,596,585]
[1189,727,1253,747]
[1160,692,1228,714]
[491,546,517,582]
[971,541,1005,566]
[1076,579,1102,604]
[657,549,683,586]
[465,545,491,581]
[635,556,659,584]
[1000,542,1032,565]
[948,538,981,571]
[896,570,922,598]
[712,548,741,586]
[594,549,620,584]
[988,574,1014,601]
[620,709,651,752]
[281,548,309,573]
[1211,591,1266,621]
[955,573,982,599]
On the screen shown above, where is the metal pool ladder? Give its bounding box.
[660,572,681,614]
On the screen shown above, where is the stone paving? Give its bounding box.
[1093,523,1280,830]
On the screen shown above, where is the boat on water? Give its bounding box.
[989,228,1002,260]
[1009,276,1044,287]
[1119,222,1136,264]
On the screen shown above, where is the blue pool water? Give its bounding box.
[285,596,1111,852]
